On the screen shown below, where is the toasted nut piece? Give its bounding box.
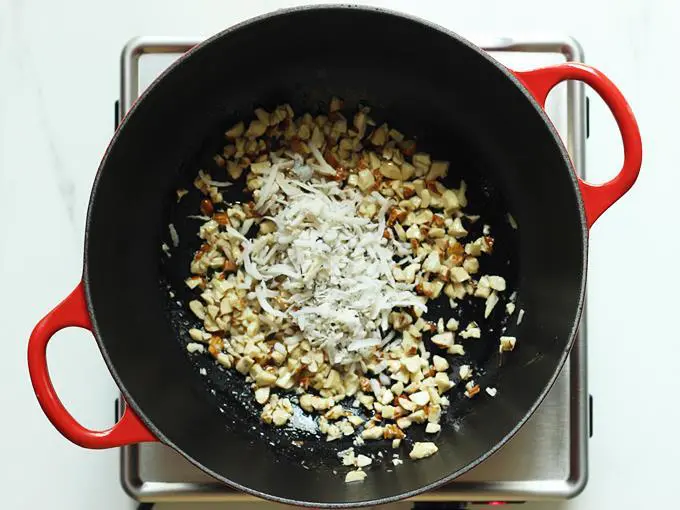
[485,291,499,318]
[428,227,446,238]
[402,356,420,374]
[189,300,206,320]
[414,209,434,225]
[347,415,364,427]
[459,323,481,339]
[255,387,270,405]
[447,344,465,356]
[449,267,471,283]
[370,124,388,146]
[431,332,454,349]
[345,469,367,483]
[459,364,473,380]
[409,391,430,407]
[299,394,315,412]
[422,251,441,273]
[216,352,232,368]
[396,416,412,430]
[251,365,277,387]
[245,120,267,138]
[426,161,449,180]
[355,454,372,468]
[446,318,459,331]
[336,421,353,438]
[398,397,417,412]
[434,372,453,393]
[357,169,375,192]
[380,389,395,405]
[381,424,405,441]
[225,122,245,139]
[361,426,385,440]
[405,224,422,240]
[425,423,441,434]
[499,336,517,352]
[464,381,481,398]
[410,442,438,460]
[462,256,479,274]
[272,408,291,426]
[432,355,449,372]
[186,342,205,354]
[488,275,507,291]
[440,190,459,212]
[189,328,207,342]
[235,356,255,375]
[380,162,402,180]
[413,153,431,168]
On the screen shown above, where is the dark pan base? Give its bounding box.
[84,6,586,506]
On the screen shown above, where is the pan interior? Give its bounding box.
[85,6,586,506]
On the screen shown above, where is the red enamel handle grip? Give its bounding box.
[515,63,642,228]
[28,282,157,448]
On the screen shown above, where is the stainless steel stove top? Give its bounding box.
[117,35,589,504]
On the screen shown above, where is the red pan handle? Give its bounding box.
[514,63,642,228]
[28,282,157,448]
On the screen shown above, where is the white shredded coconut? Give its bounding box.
[243,158,424,365]
[168,223,179,247]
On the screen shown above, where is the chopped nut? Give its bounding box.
[255,387,270,404]
[272,408,291,426]
[432,355,449,371]
[434,372,453,392]
[431,332,454,349]
[189,300,206,320]
[409,442,438,460]
[355,454,372,468]
[370,124,388,146]
[422,251,441,273]
[361,426,385,440]
[357,169,375,192]
[225,122,244,139]
[499,336,517,352]
[446,318,459,331]
[449,217,468,238]
[409,391,430,407]
[380,162,402,180]
[186,342,205,354]
[486,387,498,397]
[459,365,473,380]
[459,323,481,339]
[245,120,267,138]
[464,381,481,398]
[479,279,498,310]
[425,423,441,434]
[235,356,254,375]
[345,469,367,483]
[383,424,406,439]
[462,256,479,274]
[426,161,449,180]
[449,267,470,283]
[488,275,507,291]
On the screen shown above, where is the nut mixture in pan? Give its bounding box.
[178,99,520,482]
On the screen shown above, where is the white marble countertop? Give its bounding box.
[1,0,676,509]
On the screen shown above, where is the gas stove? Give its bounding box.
[115,35,590,506]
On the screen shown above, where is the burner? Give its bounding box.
[116,35,590,505]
